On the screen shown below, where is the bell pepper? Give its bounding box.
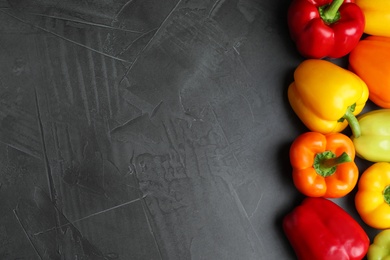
[349,36,390,108]
[355,162,390,229]
[367,229,390,260]
[355,0,390,37]
[288,59,369,137]
[351,109,390,162]
[283,197,369,260]
[290,132,358,198]
[287,0,365,58]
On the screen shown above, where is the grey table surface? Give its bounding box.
[0,0,379,259]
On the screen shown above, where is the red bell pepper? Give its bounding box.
[283,197,369,260]
[287,0,365,59]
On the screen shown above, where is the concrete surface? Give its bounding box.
[0,0,378,259]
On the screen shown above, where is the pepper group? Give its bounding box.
[283,0,390,259]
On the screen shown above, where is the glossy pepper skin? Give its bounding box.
[288,59,369,137]
[355,162,390,229]
[367,229,390,260]
[287,0,365,58]
[351,109,390,162]
[349,36,390,108]
[355,0,390,37]
[283,197,369,260]
[290,132,358,198]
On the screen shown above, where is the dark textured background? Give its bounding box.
[0,0,379,259]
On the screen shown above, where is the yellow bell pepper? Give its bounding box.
[288,59,369,137]
[355,0,390,37]
[355,162,390,229]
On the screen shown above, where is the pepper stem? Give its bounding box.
[319,0,343,24]
[313,151,351,177]
[342,105,361,138]
[384,185,390,205]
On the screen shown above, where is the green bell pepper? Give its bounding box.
[351,109,390,162]
[368,229,390,260]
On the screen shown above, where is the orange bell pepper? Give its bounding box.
[349,36,390,108]
[290,132,358,198]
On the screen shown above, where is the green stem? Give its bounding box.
[342,106,361,138]
[313,151,351,177]
[384,185,390,205]
[319,0,344,24]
